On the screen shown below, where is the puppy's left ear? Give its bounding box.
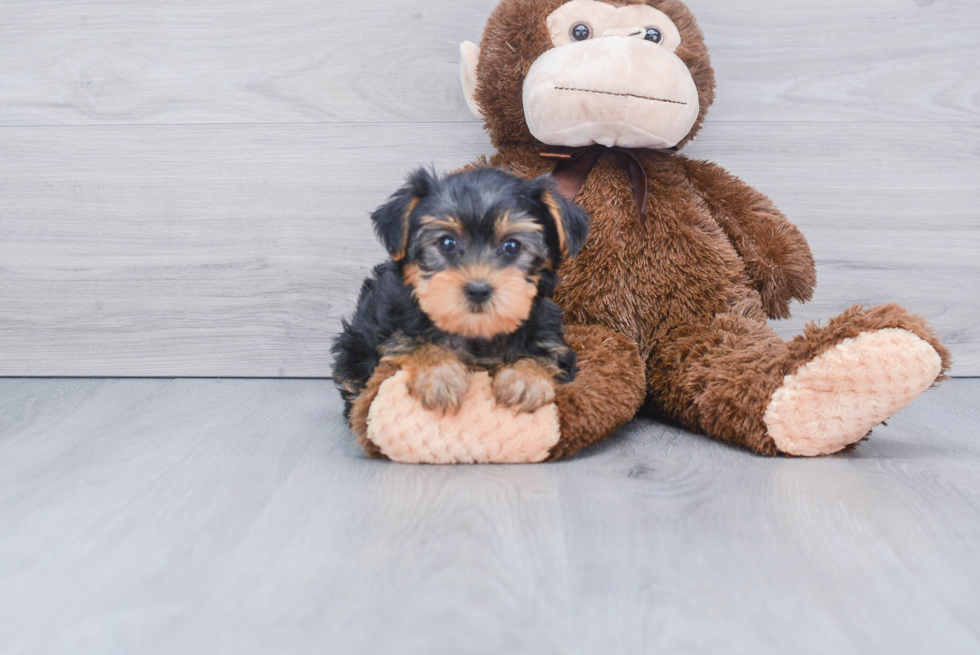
[534,176,590,262]
[371,167,438,260]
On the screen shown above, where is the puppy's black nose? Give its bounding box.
[464,281,493,304]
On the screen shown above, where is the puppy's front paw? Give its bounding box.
[493,360,557,413]
[409,357,470,415]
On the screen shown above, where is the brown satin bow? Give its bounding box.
[540,145,677,226]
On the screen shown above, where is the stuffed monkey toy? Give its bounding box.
[347,0,950,463]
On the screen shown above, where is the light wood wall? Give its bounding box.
[1,0,977,376]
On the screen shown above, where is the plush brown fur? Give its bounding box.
[550,324,647,459]
[460,0,949,458]
[785,303,951,378]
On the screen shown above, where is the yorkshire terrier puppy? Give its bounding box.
[332,166,590,418]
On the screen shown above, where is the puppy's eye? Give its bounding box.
[644,27,663,44]
[570,23,592,41]
[501,239,522,258]
[438,236,457,255]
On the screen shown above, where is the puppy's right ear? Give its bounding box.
[371,168,438,260]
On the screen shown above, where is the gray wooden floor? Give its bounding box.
[1,377,979,654]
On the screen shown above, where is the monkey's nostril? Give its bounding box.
[464,281,493,304]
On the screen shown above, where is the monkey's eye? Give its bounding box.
[438,236,458,255]
[501,239,522,258]
[570,23,592,41]
[644,27,663,44]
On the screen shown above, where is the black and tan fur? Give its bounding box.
[332,166,590,419]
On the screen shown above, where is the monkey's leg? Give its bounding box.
[766,304,950,456]
[647,305,950,456]
[348,360,401,458]
[549,324,647,460]
[647,312,791,455]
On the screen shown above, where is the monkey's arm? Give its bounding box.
[681,157,816,320]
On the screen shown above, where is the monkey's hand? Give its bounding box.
[493,359,557,414]
[395,345,471,415]
[683,158,816,320]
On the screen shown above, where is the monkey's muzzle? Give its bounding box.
[522,37,700,150]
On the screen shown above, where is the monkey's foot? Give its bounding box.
[763,328,942,456]
[366,370,560,464]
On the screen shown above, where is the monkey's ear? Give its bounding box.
[371,167,438,261]
[459,41,483,119]
[534,176,590,261]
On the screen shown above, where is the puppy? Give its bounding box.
[332,166,589,418]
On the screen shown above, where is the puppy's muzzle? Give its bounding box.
[464,281,493,307]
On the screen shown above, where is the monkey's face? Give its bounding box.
[461,0,715,150]
[524,0,700,149]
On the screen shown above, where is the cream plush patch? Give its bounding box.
[764,328,942,456]
[366,370,561,464]
[520,0,699,149]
